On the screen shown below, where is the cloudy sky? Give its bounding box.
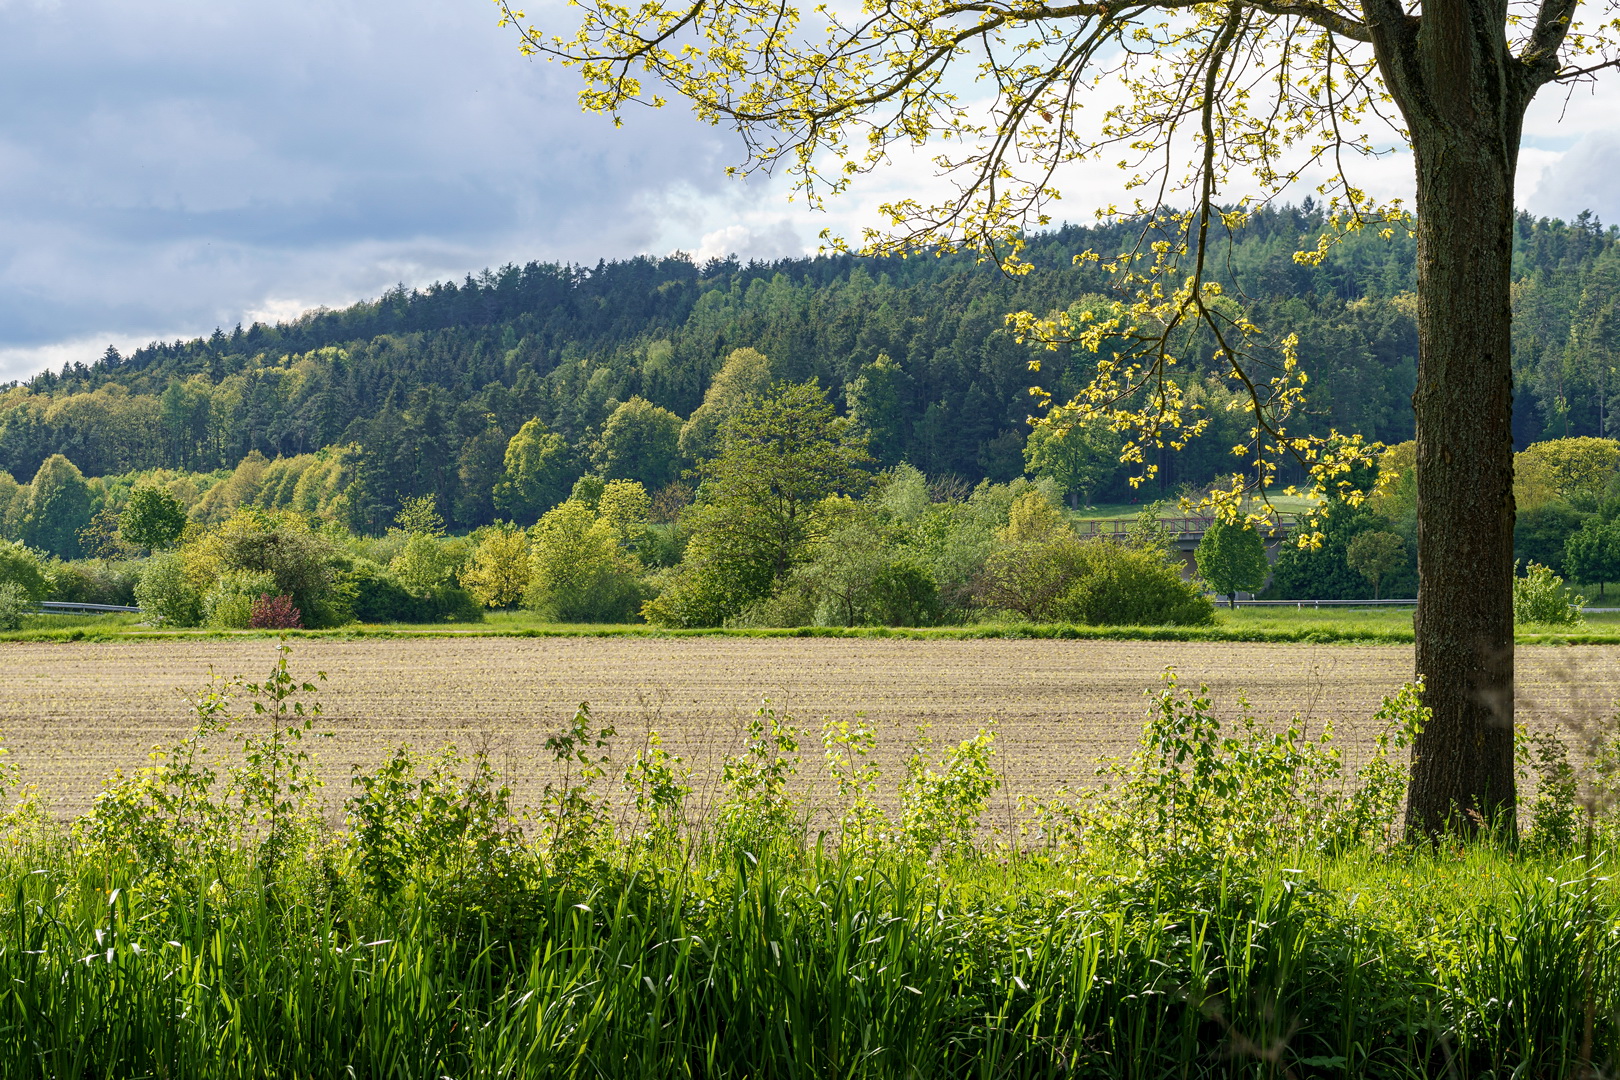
[1,0,1617,384]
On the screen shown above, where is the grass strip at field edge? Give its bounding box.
[7,623,1618,647]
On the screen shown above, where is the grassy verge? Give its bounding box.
[2,838,1613,1079]
[10,606,1620,645]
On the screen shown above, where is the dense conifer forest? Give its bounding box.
[0,205,1615,535]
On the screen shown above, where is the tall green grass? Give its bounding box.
[3,846,1615,1078]
[0,647,1616,1077]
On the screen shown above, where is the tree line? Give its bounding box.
[2,207,1613,534]
[0,380,1229,631]
[8,384,1620,625]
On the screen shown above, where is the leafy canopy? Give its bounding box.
[644,381,871,625]
[1023,404,1121,507]
[120,486,189,553]
[1195,519,1269,603]
[1346,529,1404,598]
[494,418,575,525]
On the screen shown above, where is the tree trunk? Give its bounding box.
[1399,56,1524,838]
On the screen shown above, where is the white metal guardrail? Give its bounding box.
[1215,598,1417,607]
[31,601,141,614]
[1216,598,1620,613]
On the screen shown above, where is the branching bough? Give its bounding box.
[494,0,1620,535]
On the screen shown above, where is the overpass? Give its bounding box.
[1074,514,1299,550]
[1075,514,1300,585]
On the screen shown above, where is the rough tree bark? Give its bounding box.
[1372,0,1531,836]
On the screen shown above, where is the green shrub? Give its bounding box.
[1517,728,1579,854]
[202,569,279,629]
[821,714,887,849]
[897,726,999,857]
[1029,672,1426,863]
[75,681,236,873]
[791,522,943,627]
[346,745,528,934]
[1055,541,1215,626]
[134,550,203,626]
[421,584,485,623]
[527,499,646,622]
[637,520,687,567]
[536,703,616,875]
[0,581,27,630]
[0,539,51,600]
[338,559,483,624]
[620,731,692,854]
[459,525,531,608]
[389,532,463,595]
[723,579,819,629]
[980,535,1213,625]
[46,557,141,606]
[976,534,1089,620]
[1514,561,1586,626]
[713,703,803,854]
[641,563,743,627]
[866,557,942,626]
[184,509,348,627]
[339,558,421,622]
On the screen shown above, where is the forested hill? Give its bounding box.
[2,205,1616,530]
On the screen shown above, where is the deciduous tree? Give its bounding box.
[493,419,575,525]
[23,454,91,559]
[1346,530,1405,600]
[1195,519,1269,607]
[679,347,774,462]
[460,524,533,609]
[1515,436,1620,509]
[503,0,1620,835]
[1023,405,1121,508]
[594,397,684,491]
[1564,517,1620,597]
[528,499,644,621]
[644,382,871,625]
[120,485,189,553]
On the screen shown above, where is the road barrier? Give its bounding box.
[31,601,141,615]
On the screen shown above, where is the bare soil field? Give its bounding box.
[1,637,1615,818]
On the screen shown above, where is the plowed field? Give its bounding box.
[2,637,1613,816]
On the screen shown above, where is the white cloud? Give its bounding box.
[692,223,808,264]
[0,334,149,386]
[1523,135,1620,225]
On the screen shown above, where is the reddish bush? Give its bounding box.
[249,593,302,630]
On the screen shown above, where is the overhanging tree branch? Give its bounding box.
[504,0,1615,836]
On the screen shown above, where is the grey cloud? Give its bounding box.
[0,0,757,375]
[1528,133,1620,225]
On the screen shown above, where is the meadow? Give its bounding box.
[0,639,1616,1077]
